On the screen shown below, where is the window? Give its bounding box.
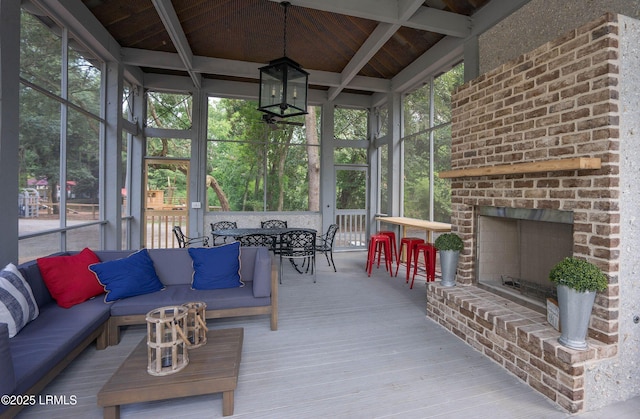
[18,8,103,261]
[402,63,463,223]
[206,98,320,212]
[334,107,368,140]
[146,92,192,129]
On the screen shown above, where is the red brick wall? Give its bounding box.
[428,13,624,413]
[448,13,620,345]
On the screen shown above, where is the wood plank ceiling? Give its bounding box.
[78,0,490,97]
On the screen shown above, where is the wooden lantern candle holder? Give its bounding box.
[146,306,189,376]
[182,301,208,348]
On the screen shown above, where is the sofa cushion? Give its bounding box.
[188,242,243,290]
[89,249,164,302]
[108,284,270,316]
[146,248,194,286]
[0,323,15,397]
[0,263,39,338]
[252,247,272,298]
[18,258,59,308]
[36,248,104,308]
[9,298,110,395]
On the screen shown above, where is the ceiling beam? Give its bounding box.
[405,6,470,37]
[392,0,531,93]
[121,48,391,93]
[327,0,424,101]
[35,0,119,64]
[268,0,470,37]
[327,22,396,101]
[151,0,201,89]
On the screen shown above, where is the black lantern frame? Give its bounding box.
[258,2,308,118]
[258,57,308,118]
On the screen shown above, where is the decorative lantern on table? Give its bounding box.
[182,301,208,348]
[146,306,189,376]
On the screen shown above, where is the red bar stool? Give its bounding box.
[411,242,437,288]
[378,231,398,266]
[395,237,425,282]
[366,234,393,277]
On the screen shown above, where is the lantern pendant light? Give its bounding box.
[258,1,308,118]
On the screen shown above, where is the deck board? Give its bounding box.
[16,252,582,418]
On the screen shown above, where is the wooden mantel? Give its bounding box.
[438,157,601,179]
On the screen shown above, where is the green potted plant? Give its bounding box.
[549,257,608,350]
[434,233,464,287]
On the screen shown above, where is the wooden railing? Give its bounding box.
[335,210,366,250]
[145,210,187,249]
[145,209,367,250]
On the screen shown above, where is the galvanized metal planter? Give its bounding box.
[557,284,596,350]
[439,250,459,287]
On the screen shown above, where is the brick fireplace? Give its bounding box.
[426,14,624,413]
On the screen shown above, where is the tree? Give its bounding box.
[20,11,101,214]
[306,107,320,211]
[206,98,319,212]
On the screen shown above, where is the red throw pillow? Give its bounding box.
[37,248,104,308]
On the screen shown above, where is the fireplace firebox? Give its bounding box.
[475,206,573,311]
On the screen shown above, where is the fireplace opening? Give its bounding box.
[475,206,573,311]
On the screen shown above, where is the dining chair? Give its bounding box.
[172,226,209,248]
[278,229,316,283]
[261,219,287,229]
[211,221,238,245]
[261,219,287,253]
[235,233,273,248]
[315,224,338,272]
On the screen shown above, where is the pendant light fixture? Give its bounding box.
[258,1,308,118]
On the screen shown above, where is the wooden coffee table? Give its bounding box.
[97,328,243,418]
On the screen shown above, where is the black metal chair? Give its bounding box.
[279,229,316,283]
[261,219,287,229]
[211,221,238,245]
[172,226,209,248]
[235,233,273,248]
[261,219,287,252]
[315,224,339,272]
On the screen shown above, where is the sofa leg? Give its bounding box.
[96,325,109,350]
[270,312,278,331]
[108,321,120,346]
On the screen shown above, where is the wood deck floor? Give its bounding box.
[15,252,639,418]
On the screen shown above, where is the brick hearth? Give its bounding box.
[426,13,621,413]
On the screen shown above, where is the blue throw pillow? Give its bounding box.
[89,249,164,302]
[188,242,243,290]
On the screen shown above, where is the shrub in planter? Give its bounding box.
[434,233,463,287]
[549,257,608,350]
[434,233,463,252]
[549,257,608,292]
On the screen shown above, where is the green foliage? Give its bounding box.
[207,98,316,211]
[402,63,463,223]
[146,92,192,129]
[19,11,101,205]
[434,233,463,251]
[549,257,608,292]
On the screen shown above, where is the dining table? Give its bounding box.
[212,227,318,276]
[212,227,317,240]
[375,216,451,243]
[376,216,452,264]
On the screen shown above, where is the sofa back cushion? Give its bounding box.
[17,259,54,308]
[251,247,272,298]
[146,248,195,286]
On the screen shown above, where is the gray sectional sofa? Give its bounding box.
[0,246,277,418]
